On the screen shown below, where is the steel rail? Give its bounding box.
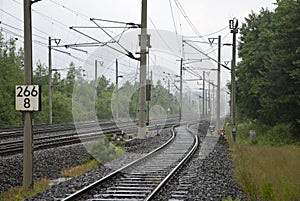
[144,125,199,200]
[61,125,178,201]
[61,123,200,201]
[0,119,179,156]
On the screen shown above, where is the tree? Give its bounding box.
[237,0,300,136]
[65,62,83,96]
[0,34,23,127]
[261,0,300,130]
[96,75,115,120]
[32,62,49,124]
[237,9,273,121]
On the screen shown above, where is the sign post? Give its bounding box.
[16,84,41,188]
[16,85,41,111]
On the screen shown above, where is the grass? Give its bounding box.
[225,120,300,201]
[0,177,49,201]
[61,159,100,177]
[0,160,100,201]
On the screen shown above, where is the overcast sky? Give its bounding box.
[0,0,276,88]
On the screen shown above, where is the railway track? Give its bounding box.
[0,118,179,156]
[0,116,181,141]
[60,124,199,201]
[0,120,116,140]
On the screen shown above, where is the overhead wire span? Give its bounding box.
[184,67,203,78]
[0,8,22,23]
[184,26,228,38]
[184,40,230,71]
[90,18,138,59]
[1,2,94,68]
[0,27,23,40]
[0,20,48,40]
[148,17,177,55]
[173,0,203,39]
[205,47,218,55]
[48,0,90,20]
[68,19,140,61]
[5,0,89,44]
[69,27,128,58]
[90,18,141,27]
[203,32,231,54]
[169,0,182,55]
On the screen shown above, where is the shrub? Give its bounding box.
[87,137,125,163]
[265,123,295,145]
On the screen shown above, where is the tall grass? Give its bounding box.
[231,144,300,200]
[226,120,300,201]
[230,120,297,146]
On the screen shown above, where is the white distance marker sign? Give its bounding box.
[15,85,41,111]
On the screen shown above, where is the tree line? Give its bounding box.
[236,0,300,138]
[0,35,183,127]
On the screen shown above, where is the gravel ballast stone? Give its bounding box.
[0,144,90,194]
[24,129,172,200]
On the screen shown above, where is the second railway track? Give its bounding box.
[61,124,199,201]
[0,118,179,156]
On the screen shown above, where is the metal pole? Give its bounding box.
[212,83,215,119]
[23,0,33,188]
[147,70,152,124]
[208,81,211,119]
[179,58,183,122]
[205,89,208,117]
[216,35,221,133]
[94,60,97,102]
[48,37,52,124]
[231,32,237,142]
[116,59,119,121]
[202,71,205,118]
[138,0,147,139]
[230,19,238,142]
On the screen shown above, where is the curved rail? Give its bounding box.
[144,125,199,200]
[61,124,199,201]
[61,125,178,201]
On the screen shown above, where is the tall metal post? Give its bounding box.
[48,37,52,124]
[94,60,98,102]
[23,0,33,188]
[115,59,119,121]
[229,18,238,142]
[216,35,221,133]
[212,83,215,119]
[205,90,208,117]
[202,71,205,118]
[138,0,147,139]
[208,81,211,119]
[146,70,152,124]
[179,58,183,122]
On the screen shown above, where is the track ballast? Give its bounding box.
[61,125,198,201]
